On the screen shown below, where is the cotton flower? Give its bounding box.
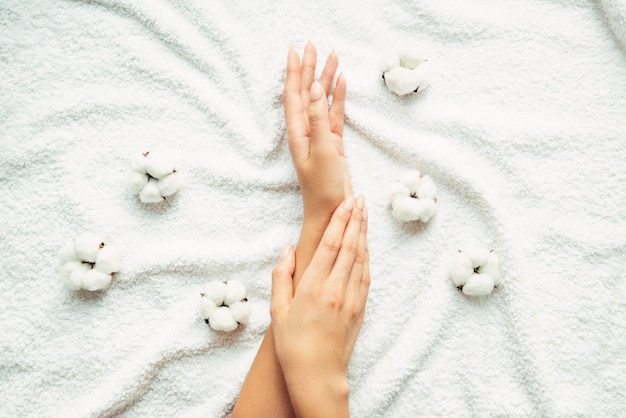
[125,150,181,203]
[448,247,501,296]
[58,232,121,291]
[380,41,431,95]
[198,280,250,332]
[389,170,437,223]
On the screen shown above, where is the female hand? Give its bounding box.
[284,42,351,224]
[270,195,370,417]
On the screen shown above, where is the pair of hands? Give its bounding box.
[271,43,370,416]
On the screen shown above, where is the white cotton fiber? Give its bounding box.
[60,261,88,290]
[145,153,176,179]
[379,49,400,73]
[58,240,78,263]
[478,253,501,286]
[209,307,239,332]
[388,182,410,205]
[448,253,474,287]
[82,268,113,291]
[95,245,122,274]
[460,247,490,268]
[203,281,228,305]
[198,297,218,320]
[139,178,164,203]
[224,280,247,306]
[397,170,421,194]
[73,232,104,263]
[417,175,437,200]
[395,41,428,69]
[129,152,148,173]
[462,273,495,296]
[229,301,251,324]
[157,172,181,197]
[126,171,149,194]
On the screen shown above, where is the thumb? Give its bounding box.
[270,245,295,321]
[308,81,332,147]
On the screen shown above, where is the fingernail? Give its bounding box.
[344,196,354,212]
[281,244,291,259]
[362,205,368,222]
[310,81,323,101]
[356,194,365,210]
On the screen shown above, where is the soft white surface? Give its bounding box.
[1,0,625,416]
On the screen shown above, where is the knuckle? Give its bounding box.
[343,242,358,256]
[322,236,342,252]
[354,250,367,265]
[327,294,344,310]
[308,111,325,126]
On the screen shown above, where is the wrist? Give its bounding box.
[284,370,350,418]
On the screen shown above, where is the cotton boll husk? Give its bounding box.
[209,306,238,332]
[395,41,428,69]
[145,154,176,179]
[60,261,88,289]
[388,181,410,205]
[462,273,495,296]
[126,171,148,195]
[58,240,78,263]
[448,253,474,286]
[224,280,247,306]
[398,170,421,194]
[461,247,490,268]
[384,66,421,96]
[157,172,181,197]
[417,175,437,200]
[198,297,218,320]
[82,269,112,291]
[204,281,228,305]
[74,232,105,263]
[129,153,148,173]
[95,244,122,274]
[139,178,164,203]
[479,253,501,286]
[229,301,251,324]
[379,49,400,73]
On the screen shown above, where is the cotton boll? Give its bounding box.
[74,232,105,263]
[379,49,400,73]
[230,301,251,324]
[209,306,239,332]
[391,196,422,222]
[58,240,78,263]
[479,253,501,286]
[95,244,121,274]
[198,296,218,320]
[398,170,421,194]
[204,281,228,305]
[417,175,437,200]
[157,172,181,197]
[82,269,112,291]
[139,178,164,203]
[224,280,247,306]
[448,253,474,286]
[126,171,148,195]
[416,198,437,222]
[460,247,490,268]
[145,153,176,179]
[462,273,495,296]
[129,152,148,173]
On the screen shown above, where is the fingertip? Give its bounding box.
[343,195,355,212]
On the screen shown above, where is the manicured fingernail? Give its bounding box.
[281,244,291,259]
[310,81,323,101]
[362,205,368,222]
[356,194,365,210]
[344,196,354,212]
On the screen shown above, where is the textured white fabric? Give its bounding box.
[1,0,625,416]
